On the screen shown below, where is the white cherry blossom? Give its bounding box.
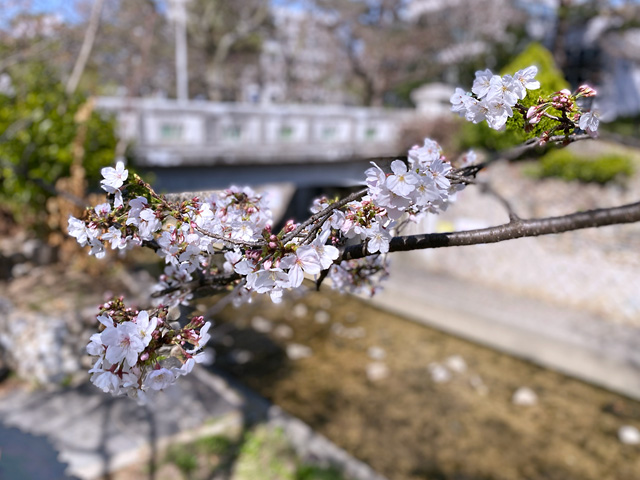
[144,368,176,391]
[386,160,418,197]
[100,160,128,192]
[487,74,518,106]
[101,322,145,367]
[133,311,157,347]
[579,111,599,137]
[472,69,493,98]
[513,66,540,99]
[450,87,469,114]
[366,224,391,254]
[91,370,121,394]
[86,333,104,356]
[68,216,89,246]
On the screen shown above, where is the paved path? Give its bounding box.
[369,252,640,401]
[0,368,387,480]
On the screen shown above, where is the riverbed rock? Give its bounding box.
[273,324,294,339]
[314,310,330,324]
[445,355,467,373]
[512,387,538,406]
[331,323,365,339]
[251,316,273,333]
[368,346,386,360]
[366,362,390,382]
[618,425,640,445]
[0,310,80,384]
[469,375,489,395]
[286,343,312,360]
[229,349,253,365]
[428,363,452,383]
[292,303,308,318]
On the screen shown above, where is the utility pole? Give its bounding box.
[168,0,189,102]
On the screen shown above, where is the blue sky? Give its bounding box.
[2,0,83,24]
[7,0,640,24]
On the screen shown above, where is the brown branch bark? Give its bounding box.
[155,200,640,298]
[341,201,640,261]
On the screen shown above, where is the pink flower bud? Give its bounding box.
[577,85,597,97]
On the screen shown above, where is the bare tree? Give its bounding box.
[187,0,270,101]
[65,0,104,95]
[313,0,526,106]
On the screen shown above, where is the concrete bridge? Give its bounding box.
[95,97,414,168]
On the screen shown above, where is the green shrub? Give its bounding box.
[0,61,117,232]
[500,43,569,93]
[531,149,634,184]
[599,114,640,138]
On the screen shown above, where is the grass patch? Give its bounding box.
[163,427,347,480]
[164,433,234,479]
[296,464,345,480]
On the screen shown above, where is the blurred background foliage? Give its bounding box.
[0,59,117,235]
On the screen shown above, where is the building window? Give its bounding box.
[160,123,183,141]
[365,127,377,139]
[280,125,293,139]
[322,126,336,140]
[223,125,242,140]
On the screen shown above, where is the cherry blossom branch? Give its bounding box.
[340,200,640,261]
[192,224,264,249]
[151,271,241,298]
[282,188,367,243]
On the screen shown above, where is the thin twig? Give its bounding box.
[479,182,520,221]
[151,271,241,298]
[282,188,367,243]
[192,224,264,249]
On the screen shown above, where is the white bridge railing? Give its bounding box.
[95,97,413,166]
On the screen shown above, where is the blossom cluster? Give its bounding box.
[86,298,211,403]
[451,66,540,130]
[70,137,470,397]
[451,65,600,140]
[526,85,599,137]
[69,136,464,309]
[321,138,461,260]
